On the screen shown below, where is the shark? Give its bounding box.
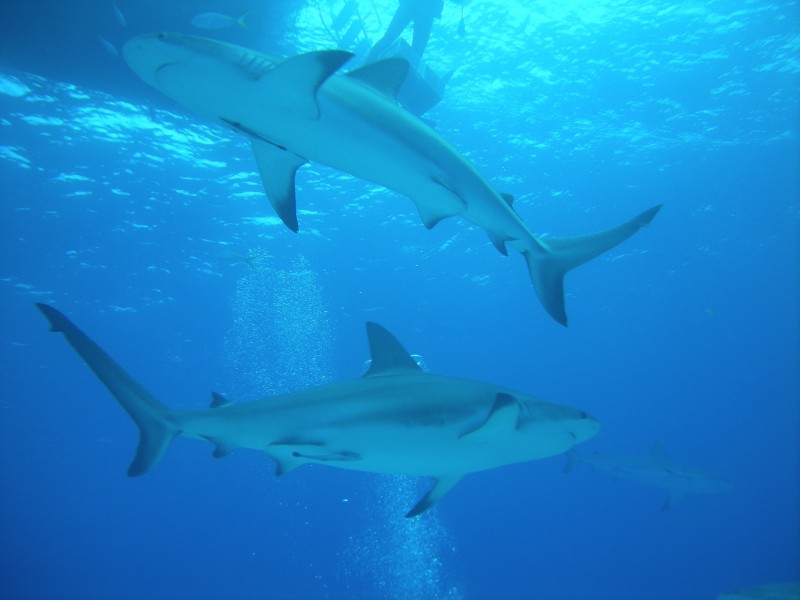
[565,443,733,510]
[122,32,662,326]
[37,302,599,517]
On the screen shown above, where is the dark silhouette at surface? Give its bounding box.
[368,0,444,65]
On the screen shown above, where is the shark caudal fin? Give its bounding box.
[36,303,178,476]
[524,204,662,326]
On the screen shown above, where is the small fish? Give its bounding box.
[191,9,251,30]
[113,2,127,27]
[99,36,119,59]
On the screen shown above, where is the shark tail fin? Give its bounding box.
[523,205,662,326]
[36,303,179,476]
[236,8,253,30]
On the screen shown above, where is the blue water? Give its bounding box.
[1,1,798,599]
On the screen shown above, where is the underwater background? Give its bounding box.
[0,1,798,598]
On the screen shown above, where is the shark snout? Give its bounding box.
[570,411,600,444]
[122,33,185,87]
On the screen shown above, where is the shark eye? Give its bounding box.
[157,32,167,41]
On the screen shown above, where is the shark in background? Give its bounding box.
[122,33,661,326]
[37,303,600,517]
[565,442,733,510]
[717,582,800,600]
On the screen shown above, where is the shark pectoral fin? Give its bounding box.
[459,392,520,441]
[346,58,410,101]
[263,50,353,119]
[524,204,663,326]
[251,139,307,232]
[406,475,463,518]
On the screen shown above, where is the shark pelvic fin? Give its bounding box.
[36,303,178,476]
[346,58,410,101]
[264,50,353,119]
[406,475,464,518]
[271,453,305,476]
[460,393,520,441]
[363,322,421,377]
[524,204,662,326]
[250,139,307,232]
[489,232,515,256]
[416,203,455,229]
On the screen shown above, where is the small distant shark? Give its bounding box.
[565,443,733,510]
[37,303,600,517]
[122,33,661,325]
[717,582,800,600]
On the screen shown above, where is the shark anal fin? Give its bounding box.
[346,58,410,101]
[263,49,353,119]
[363,322,421,376]
[406,475,463,518]
[250,139,307,232]
[198,434,236,458]
[460,392,519,441]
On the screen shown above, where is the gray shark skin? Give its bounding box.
[37,303,600,517]
[565,443,733,510]
[122,32,661,325]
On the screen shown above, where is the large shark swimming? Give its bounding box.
[122,33,661,325]
[37,303,599,517]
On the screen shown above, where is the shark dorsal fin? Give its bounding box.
[210,392,232,408]
[261,50,353,119]
[346,58,410,101]
[363,322,421,377]
[501,193,515,207]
